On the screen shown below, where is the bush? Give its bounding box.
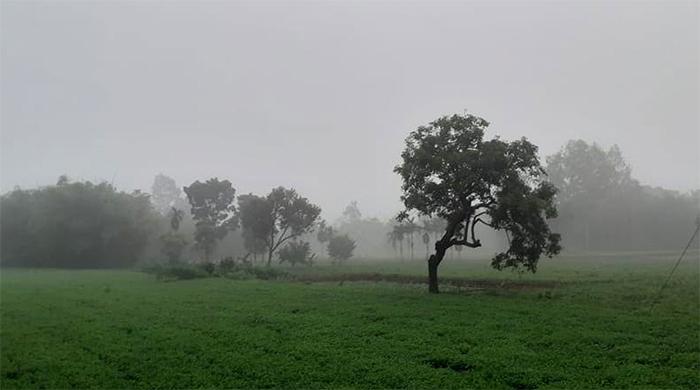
[278,241,315,267]
[328,234,356,263]
[147,264,209,281]
[144,258,290,282]
[197,262,216,276]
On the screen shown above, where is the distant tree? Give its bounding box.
[237,194,272,262]
[159,207,187,263]
[545,140,699,251]
[402,219,419,261]
[160,232,188,264]
[546,140,636,249]
[422,232,430,258]
[328,234,356,263]
[183,178,237,261]
[0,177,159,268]
[316,220,335,244]
[238,187,322,266]
[387,226,405,260]
[278,240,315,267]
[395,113,561,293]
[342,201,362,223]
[546,140,634,202]
[151,174,185,215]
[169,207,184,231]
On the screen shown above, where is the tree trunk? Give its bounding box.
[267,248,273,267]
[427,244,448,294]
[428,257,440,293]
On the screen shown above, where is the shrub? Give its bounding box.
[328,234,356,263]
[278,241,315,267]
[197,262,216,276]
[149,264,209,281]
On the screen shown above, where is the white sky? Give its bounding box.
[2,0,698,220]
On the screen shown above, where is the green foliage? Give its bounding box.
[546,140,700,250]
[327,234,356,263]
[183,178,238,261]
[0,177,160,268]
[278,241,315,266]
[1,254,698,388]
[198,262,217,276]
[315,220,335,244]
[237,194,273,257]
[394,113,561,275]
[152,264,209,280]
[238,187,322,266]
[547,140,634,203]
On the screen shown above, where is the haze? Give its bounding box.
[2,0,698,220]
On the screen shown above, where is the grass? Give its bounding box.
[1,252,699,388]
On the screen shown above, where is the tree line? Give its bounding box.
[1,176,356,268]
[1,113,697,273]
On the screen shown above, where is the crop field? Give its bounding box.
[1,252,699,389]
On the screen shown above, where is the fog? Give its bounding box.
[2,1,698,220]
[2,4,700,387]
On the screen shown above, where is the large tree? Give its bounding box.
[183,178,238,261]
[237,194,272,262]
[238,187,322,266]
[0,177,159,268]
[546,140,635,249]
[394,113,561,293]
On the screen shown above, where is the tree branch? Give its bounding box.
[270,225,290,253]
[449,238,482,248]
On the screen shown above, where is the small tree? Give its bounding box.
[342,201,362,223]
[278,240,315,267]
[183,178,237,261]
[238,187,321,266]
[316,220,335,249]
[395,113,561,293]
[159,206,188,263]
[328,234,356,263]
[160,232,188,264]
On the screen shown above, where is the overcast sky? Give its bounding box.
[2,0,698,220]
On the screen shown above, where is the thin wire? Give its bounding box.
[649,222,700,312]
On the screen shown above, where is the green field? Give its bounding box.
[1,252,699,388]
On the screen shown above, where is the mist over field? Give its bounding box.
[1,1,699,389]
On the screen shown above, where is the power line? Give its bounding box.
[649,217,700,312]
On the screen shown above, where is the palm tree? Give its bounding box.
[169,207,184,231]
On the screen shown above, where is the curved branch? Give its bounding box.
[449,238,481,248]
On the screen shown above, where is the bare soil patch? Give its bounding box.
[294,272,560,291]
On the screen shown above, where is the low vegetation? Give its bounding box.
[1,253,698,388]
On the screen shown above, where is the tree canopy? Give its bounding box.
[183,178,238,261]
[395,113,561,293]
[546,140,699,250]
[1,178,159,268]
[238,187,321,266]
[327,234,356,263]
